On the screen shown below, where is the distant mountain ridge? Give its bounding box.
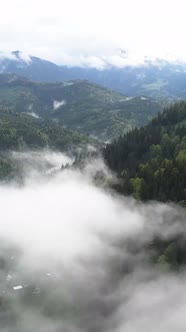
[1,51,186,100]
[0,73,163,140]
[0,51,65,82]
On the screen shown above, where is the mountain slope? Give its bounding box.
[2,52,186,100]
[0,73,163,140]
[103,101,186,205]
[0,51,64,82]
[60,62,186,100]
[0,106,94,151]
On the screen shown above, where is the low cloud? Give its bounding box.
[18,51,32,64]
[0,51,32,65]
[53,99,66,110]
[0,51,18,61]
[57,50,148,69]
[0,49,184,71]
[0,151,185,331]
[57,50,183,69]
[27,112,40,119]
[10,150,73,179]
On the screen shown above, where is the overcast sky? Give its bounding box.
[1,0,186,66]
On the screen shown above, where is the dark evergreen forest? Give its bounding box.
[103,101,186,206]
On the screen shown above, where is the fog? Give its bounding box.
[0,151,186,332]
[9,150,73,180]
[53,100,66,110]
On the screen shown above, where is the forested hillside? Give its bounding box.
[0,74,163,140]
[0,106,95,180]
[0,106,93,150]
[2,51,186,101]
[103,101,186,205]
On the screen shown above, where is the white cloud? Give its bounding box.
[0,0,186,67]
[0,51,15,61]
[10,150,73,178]
[0,151,185,331]
[0,50,32,66]
[53,100,66,110]
[26,112,40,119]
[18,51,32,64]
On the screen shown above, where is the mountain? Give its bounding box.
[0,51,65,82]
[0,105,99,180]
[1,51,186,100]
[0,105,95,151]
[0,73,162,140]
[103,101,186,205]
[60,61,186,101]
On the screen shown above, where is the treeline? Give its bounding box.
[0,73,163,140]
[0,106,96,180]
[0,106,92,151]
[103,101,186,205]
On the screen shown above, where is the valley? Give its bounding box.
[1,0,186,330]
[0,52,185,332]
[0,73,162,140]
[2,51,186,100]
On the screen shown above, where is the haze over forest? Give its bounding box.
[0,0,185,331]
